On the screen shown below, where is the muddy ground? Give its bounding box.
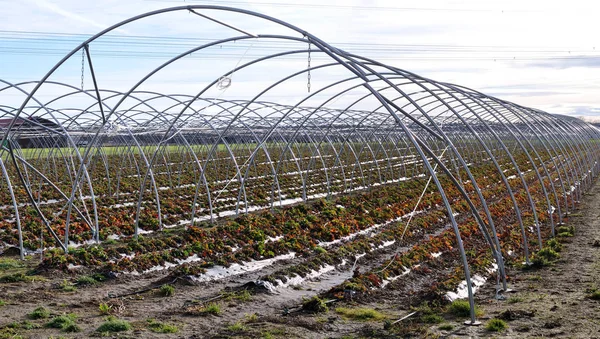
[1,182,599,339]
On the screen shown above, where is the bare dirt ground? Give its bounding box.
[456,183,600,338]
[1,182,599,338]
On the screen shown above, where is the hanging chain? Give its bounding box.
[80,48,85,91]
[307,39,311,93]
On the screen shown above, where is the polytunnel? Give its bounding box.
[1,5,599,324]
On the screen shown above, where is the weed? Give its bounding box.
[314,246,327,254]
[7,321,40,330]
[0,327,22,339]
[0,258,24,270]
[96,316,131,333]
[244,313,259,323]
[586,288,600,300]
[159,284,174,297]
[531,247,560,267]
[192,302,221,316]
[76,275,97,286]
[301,296,328,313]
[147,319,179,333]
[439,323,454,331]
[421,314,444,324]
[412,302,435,315]
[28,306,50,319]
[507,296,524,304]
[226,321,247,332]
[45,314,80,332]
[98,303,111,315]
[0,300,5,307]
[485,318,508,332]
[224,289,252,302]
[546,238,562,252]
[0,272,43,283]
[447,300,482,318]
[335,307,386,321]
[556,225,574,237]
[59,279,76,292]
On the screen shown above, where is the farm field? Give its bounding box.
[0,171,598,338]
[0,138,598,338]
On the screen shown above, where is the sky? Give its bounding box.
[1,0,599,121]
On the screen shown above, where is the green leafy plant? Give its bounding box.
[507,296,524,304]
[531,247,560,267]
[485,318,508,332]
[0,258,24,270]
[439,323,454,331]
[192,302,221,316]
[556,225,574,237]
[45,314,80,333]
[244,313,259,323]
[335,307,385,321]
[301,296,328,313]
[421,314,444,324]
[586,288,600,300]
[147,319,179,333]
[447,300,482,318]
[224,290,252,302]
[159,284,175,297]
[98,303,111,315]
[226,321,247,332]
[546,238,562,252]
[76,275,97,286]
[28,306,50,319]
[59,279,76,292]
[96,316,131,333]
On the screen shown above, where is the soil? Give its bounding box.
[1,182,599,339]
[454,183,600,338]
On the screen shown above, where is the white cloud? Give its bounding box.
[0,0,599,117]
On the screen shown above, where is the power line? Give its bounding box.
[141,0,592,14]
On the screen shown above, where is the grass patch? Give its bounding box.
[439,323,454,331]
[7,320,40,330]
[59,279,76,292]
[159,284,175,297]
[547,238,562,252]
[0,272,45,283]
[76,275,98,286]
[244,313,259,323]
[45,314,80,333]
[147,319,179,333]
[556,225,575,237]
[190,302,221,316]
[335,307,386,321]
[447,300,482,318]
[531,247,560,267]
[0,300,5,307]
[96,317,131,333]
[586,288,600,300]
[224,290,252,302]
[421,314,444,324]
[28,306,50,319]
[507,296,524,304]
[0,258,24,270]
[485,318,508,332]
[226,321,247,332]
